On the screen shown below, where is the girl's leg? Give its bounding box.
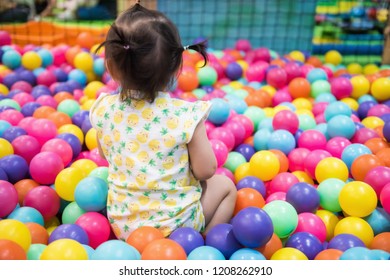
[200,174,237,235]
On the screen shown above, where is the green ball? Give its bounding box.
[317,178,345,212]
[232,89,249,99]
[311,80,331,98]
[89,166,109,183]
[224,152,247,173]
[0,99,21,111]
[324,63,336,72]
[298,114,316,131]
[211,50,224,59]
[244,106,266,130]
[57,99,80,118]
[220,85,235,95]
[27,244,47,260]
[61,201,86,224]
[192,88,207,99]
[198,66,217,86]
[263,200,298,239]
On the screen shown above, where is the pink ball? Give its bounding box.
[215,167,235,183]
[88,148,109,167]
[13,92,35,107]
[41,138,73,166]
[209,127,236,151]
[266,67,287,89]
[269,172,299,194]
[283,62,303,82]
[0,109,24,126]
[209,61,225,80]
[0,31,12,46]
[297,129,327,150]
[29,152,64,185]
[351,114,360,123]
[210,139,228,167]
[231,114,254,139]
[212,89,226,98]
[0,180,18,218]
[380,183,390,214]
[75,151,90,161]
[272,110,299,134]
[23,185,60,220]
[51,46,67,66]
[18,116,37,132]
[28,119,57,146]
[11,81,32,93]
[75,212,111,249]
[265,191,286,203]
[312,102,328,116]
[294,212,327,243]
[272,90,292,106]
[288,148,310,172]
[37,70,57,87]
[330,77,352,100]
[325,136,351,158]
[253,48,271,63]
[300,64,314,77]
[350,127,379,144]
[304,149,332,179]
[73,89,84,101]
[235,39,252,52]
[367,104,390,117]
[245,61,267,82]
[11,135,41,164]
[36,95,57,108]
[222,120,246,147]
[204,121,216,137]
[320,66,333,79]
[364,166,390,197]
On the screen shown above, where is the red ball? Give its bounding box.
[24,186,60,220]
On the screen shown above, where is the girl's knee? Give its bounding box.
[213,174,236,196]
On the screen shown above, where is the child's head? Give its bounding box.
[98,2,208,102]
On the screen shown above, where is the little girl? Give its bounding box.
[89,1,236,239]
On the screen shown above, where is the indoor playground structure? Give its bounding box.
[0,0,390,261]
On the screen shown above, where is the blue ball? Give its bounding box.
[340,247,375,260]
[286,182,320,213]
[324,101,352,121]
[314,123,330,140]
[0,154,28,183]
[315,93,337,103]
[328,234,366,251]
[205,223,242,259]
[82,244,95,259]
[208,98,230,125]
[3,72,20,88]
[169,227,204,255]
[357,101,376,119]
[229,248,266,260]
[37,48,54,67]
[19,69,36,85]
[225,62,243,80]
[234,144,255,162]
[267,129,296,155]
[358,95,377,105]
[187,246,225,260]
[92,240,139,260]
[257,117,274,131]
[2,50,21,69]
[0,120,11,137]
[363,207,390,235]
[68,69,87,86]
[75,177,108,212]
[341,143,372,170]
[53,68,68,82]
[49,224,89,245]
[93,57,105,76]
[226,95,248,114]
[370,249,390,260]
[306,68,328,83]
[236,176,266,197]
[8,206,44,226]
[21,102,41,117]
[253,128,271,151]
[285,232,323,260]
[327,115,356,139]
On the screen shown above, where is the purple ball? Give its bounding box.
[66,80,82,91]
[225,62,243,81]
[49,224,89,245]
[72,110,89,128]
[31,86,51,99]
[328,234,366,251]
[380,113,390,123]
[21,102,41,117]
[19,70,36,85]
[232,207,273,248]
[358,101,376,119]
[2,126,27,142]
[53,82,73,94]
[56,133,82,159]
[0,167,8,181]
[285,232,323,260]
[383,121,390,142]
[0,154,29,183]
[169,227,205,255]
[53,68,68,82]
[3,73,20,88]
[6,89,23,98]
[81,118,92,134]
[286,182,320,213]
[236,176,266,197]
[234,143,255,161]
[205,223,242,259]
[0,105,14,113]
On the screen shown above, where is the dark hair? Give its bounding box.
[96,3,208,102]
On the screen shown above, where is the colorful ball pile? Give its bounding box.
[0,31,390,260]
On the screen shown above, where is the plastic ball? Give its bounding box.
[209,127,235,151]
[25,222,49,245]
[197,66,218,86]
[314,248,343,260]
[229,248,266,260]
[295,212,327,243]
[0,154,29,183]
[317,178,345,212]
[205,223,242,258]
[272,110,299,134]
[249,150,280,181]
[74,177,108,212]
[285,232,323,260]
[21,51,42,70]
[75,212,110,249]
[324,50,342,65]
[334,217,374,247]
[0,239,27,260]
[381,183,390,215]
[141,238,187,260]
[350,75,370,99]
[286,182,320,213]
[316,209,340,241]
[92,240,139,260]
[371,77,390,101]
[57,99,80,118]
[297,129,327,151]
[23,185,60,220]
[315,157,349,183]
[288,147,310,172]
[54,167,85,201]
[330,77,352,100]
[168,227,204,255]
[303,149,331,179]
[225,62,243,80]
[339,247,375,260]
[49,224,89,245]
[28,118,57,146]
[266,67,287,89]
[327,233,366,251]
[327,115,356,139]
[187,245,225,260]
[29,152,64,185]
[2,50,21,69]
[370,232,390,253]
[364,207,390,235]
[0,138,13,159]
[271,247,308,260]
[0,180,18,218]
[61,201,86,224]
[57,133,82,159]
[210,139,228,167]
[351,154,384,181]
[41,138,73,166]
[207,98,230,125]
[40,239,88,260]
[223,151,246,173]
[263,200,298,239]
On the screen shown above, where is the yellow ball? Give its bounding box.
[46,226,57,236]
[84,81,104,99]
[40,239,88,260]
[236,60,249,72]
[340,98,359,111]
[339,181,377,218]
[0,83,9,95]
[44,216,60,229]
[371,77,390,102]
[234,162,252,183]
[350,75,370,99]
[364,63,379,75]
[21,51,42,70]
[58,124,84,144]
[229,81,244,90]
[74,52,94,72]
[291,170,314,185]
[271,248,308,260]
[85,128,98,150]
[263,107,275,117]
[86,71,98,83]
[0,138,13,158]
[325,50,342,65]
[249,151,280,181]
[261,85,276,97]
[81,99,96,111]
[347,63,362,75]
[54,167,85,201]
[292,97,312,111]
[0,219,31,252]
[71,159,98,177]
[316,210,340,241]
[334,217,374,246]
[361,116,384,130]
[315,157,349,183]
[289,50,305,63]
[274,105,291,114]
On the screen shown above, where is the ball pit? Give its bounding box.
[0,31,389,261]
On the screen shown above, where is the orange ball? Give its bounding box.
[306,56,323,67]
[26,222,49,245]
[234,188,265,216]
[141,238,187,260]
[288,77,311,99]
[364,137,390,154]
[126,226,164,254]
[177,70,199,92]
[0,239,27,260]
[14,179,39,206]
[334,69,348,77]
[369,232,390,253]
[245,90,272,108]
[243,136,254,146]
[351,154,385,181]
[314,249,343,260]
[270,58,285,67]
[376,148,390,167]
[65,46,82,66]
[32,106,56,119]
[47,111,72,128]
[54,91,74,104]
[270,149,289,173]
[76,32,95,50]
[256,233,283,260]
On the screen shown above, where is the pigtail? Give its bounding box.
[184,40,208,67]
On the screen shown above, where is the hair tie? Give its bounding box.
[183,45,189,50]
[124,45,130,50]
